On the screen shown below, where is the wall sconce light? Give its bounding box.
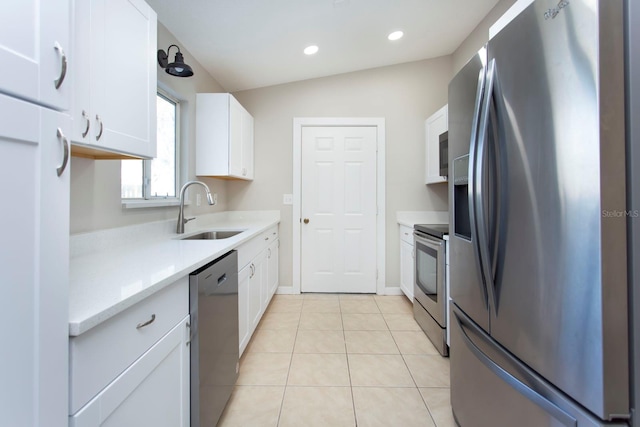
[157,44,194,77]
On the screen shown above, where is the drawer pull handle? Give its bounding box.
[136,314,156,329]
[95,115,103,141]
[53,42,67,90]
[81,110,90,138]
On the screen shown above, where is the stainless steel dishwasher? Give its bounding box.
[189,250,239,427]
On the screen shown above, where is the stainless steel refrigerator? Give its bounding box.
[448,0,634,425]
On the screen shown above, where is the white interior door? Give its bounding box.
[301,126,377,293]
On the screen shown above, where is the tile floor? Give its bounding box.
[218,293,456,427]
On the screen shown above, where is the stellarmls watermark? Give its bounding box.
[602,210,640,218]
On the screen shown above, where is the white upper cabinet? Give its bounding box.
[0,0,71,111]
[70,0,157,159]
[196,93,254,180]
[425,104,448,185]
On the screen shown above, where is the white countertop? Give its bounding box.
[69,211,280,336]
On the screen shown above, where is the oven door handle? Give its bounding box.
[413,232,445,249]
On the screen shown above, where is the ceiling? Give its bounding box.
[146,0,500,92]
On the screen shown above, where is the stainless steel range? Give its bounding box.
[413,223,449,356]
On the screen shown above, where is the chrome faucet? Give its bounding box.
[177,181,215,234]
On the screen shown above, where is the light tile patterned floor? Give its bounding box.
[218,294,456,427]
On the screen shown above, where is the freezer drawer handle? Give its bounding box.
[136,314,156,329]
[454,312,577,427]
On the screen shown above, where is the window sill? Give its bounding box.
[122,198,189,209]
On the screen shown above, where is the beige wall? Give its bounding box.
[451,0,517,75]
[70,23,228,234]
[231,57,452,288]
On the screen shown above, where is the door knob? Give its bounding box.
[303,218,309,224]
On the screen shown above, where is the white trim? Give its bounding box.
[383,287,405,296]
[121,198,183,209]
[292,117,386,295]
[275,286,295,295]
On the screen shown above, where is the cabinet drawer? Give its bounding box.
[399,225,414,245]
[237,225,279,269]
[69,278,188,414]
[262,226,278,245]
[70,315,190,427]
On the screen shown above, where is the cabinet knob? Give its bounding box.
[303,218,309,224]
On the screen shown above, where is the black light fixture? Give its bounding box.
[157,44,194,77]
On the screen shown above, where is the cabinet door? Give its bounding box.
[267,240,279,300]
[241,108,254,179]
[69,0,94,144]
[425,104,448,184]
[238,264,250,355]
[248,254,265,333]
[71,0,157,158]
[400,240,414,300]
[70,316,190,427]
[98,0,157,158]
[0,94,70,427]
[258,249,270,312]
[228,95,244,177]
[0,0,70,110]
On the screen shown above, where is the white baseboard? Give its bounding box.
[276,286,297,295]
[277,285,405,296]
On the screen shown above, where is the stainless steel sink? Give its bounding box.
[180,230,243,240]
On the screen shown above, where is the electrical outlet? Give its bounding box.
[283,194,293,205]
[196,193,201,206]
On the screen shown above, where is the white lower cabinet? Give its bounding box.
[69,278,189,426]
[237,226,279,355]
[69,316,190,427]
[238,264,251,354]
[251,250,267,331]
[267,239,280,298]
[399,225,415,300]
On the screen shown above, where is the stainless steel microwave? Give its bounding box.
[439,131,448,177]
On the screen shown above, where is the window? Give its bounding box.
[122,91,180,201]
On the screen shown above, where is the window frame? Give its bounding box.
[121,88,183,208]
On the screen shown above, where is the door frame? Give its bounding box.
[292,117,386,295]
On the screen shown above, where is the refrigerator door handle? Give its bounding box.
[467,65,490,309]
[453,309,578,427]
[474,58,499,315]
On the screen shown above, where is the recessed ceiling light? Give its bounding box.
[304,45,319,55]
[388,31,404,41]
